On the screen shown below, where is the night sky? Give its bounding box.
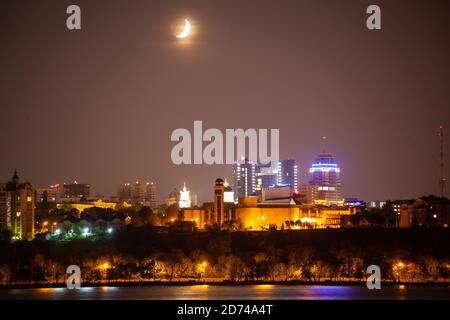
[1,0,449,203]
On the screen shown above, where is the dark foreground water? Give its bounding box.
[1,285,450,300]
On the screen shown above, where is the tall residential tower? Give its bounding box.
[277,159,298,192]
[309,152,342,206]
[232,158,257,202]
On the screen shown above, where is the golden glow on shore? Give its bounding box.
[254,284,275,290]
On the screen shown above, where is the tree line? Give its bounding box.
[0,228,449,285]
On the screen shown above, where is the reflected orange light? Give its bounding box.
[192,284,209,289]
[255,284,274,290]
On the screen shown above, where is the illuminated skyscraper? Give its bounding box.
[277,160,298,192]
[309,153,342,206]
[256,162,278,193]
[232,158,257,202]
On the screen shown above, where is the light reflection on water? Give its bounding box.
[0,285,449,300]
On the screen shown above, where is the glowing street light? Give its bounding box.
[99,262,110,271]
[198,261,207,280]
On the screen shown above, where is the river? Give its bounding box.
[1,285,450,300]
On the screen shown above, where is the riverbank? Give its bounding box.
[2,228,450,287]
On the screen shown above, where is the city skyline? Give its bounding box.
[0,138,447,204]
[1,0,449,204]
[3,142,447,206]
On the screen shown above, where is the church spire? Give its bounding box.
[12,169,19,183]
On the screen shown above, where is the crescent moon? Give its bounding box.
[176,19,191,39]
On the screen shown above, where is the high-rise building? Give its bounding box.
[214,178,225,224]
[309,152,342,206]
[117,181,156,208]
[166,188,179,206]
[0,170,35,241]
[63,182,90,199]
[277,160,298,192]
[36,184,63,203]
[232,158,257,202]
[179,183,192,208]
[256,162,278,193]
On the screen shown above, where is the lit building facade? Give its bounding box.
[256,162,278,193]
[117,181,156,208]
[182,178,355,231]
[36,184,63,203]
[179,183,192,208]
[223,179,235,203]
[0,170,35,240]
[277,159,298,192]
[236,197,355,230]
[309,153,342,206]
[233,158,257,202]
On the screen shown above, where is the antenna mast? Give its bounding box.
[438,125,447,197]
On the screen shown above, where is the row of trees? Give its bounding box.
[1,228,450,285]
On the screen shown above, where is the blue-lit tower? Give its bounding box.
[309,153,342,206]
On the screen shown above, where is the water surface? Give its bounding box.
[1,285,450,300]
